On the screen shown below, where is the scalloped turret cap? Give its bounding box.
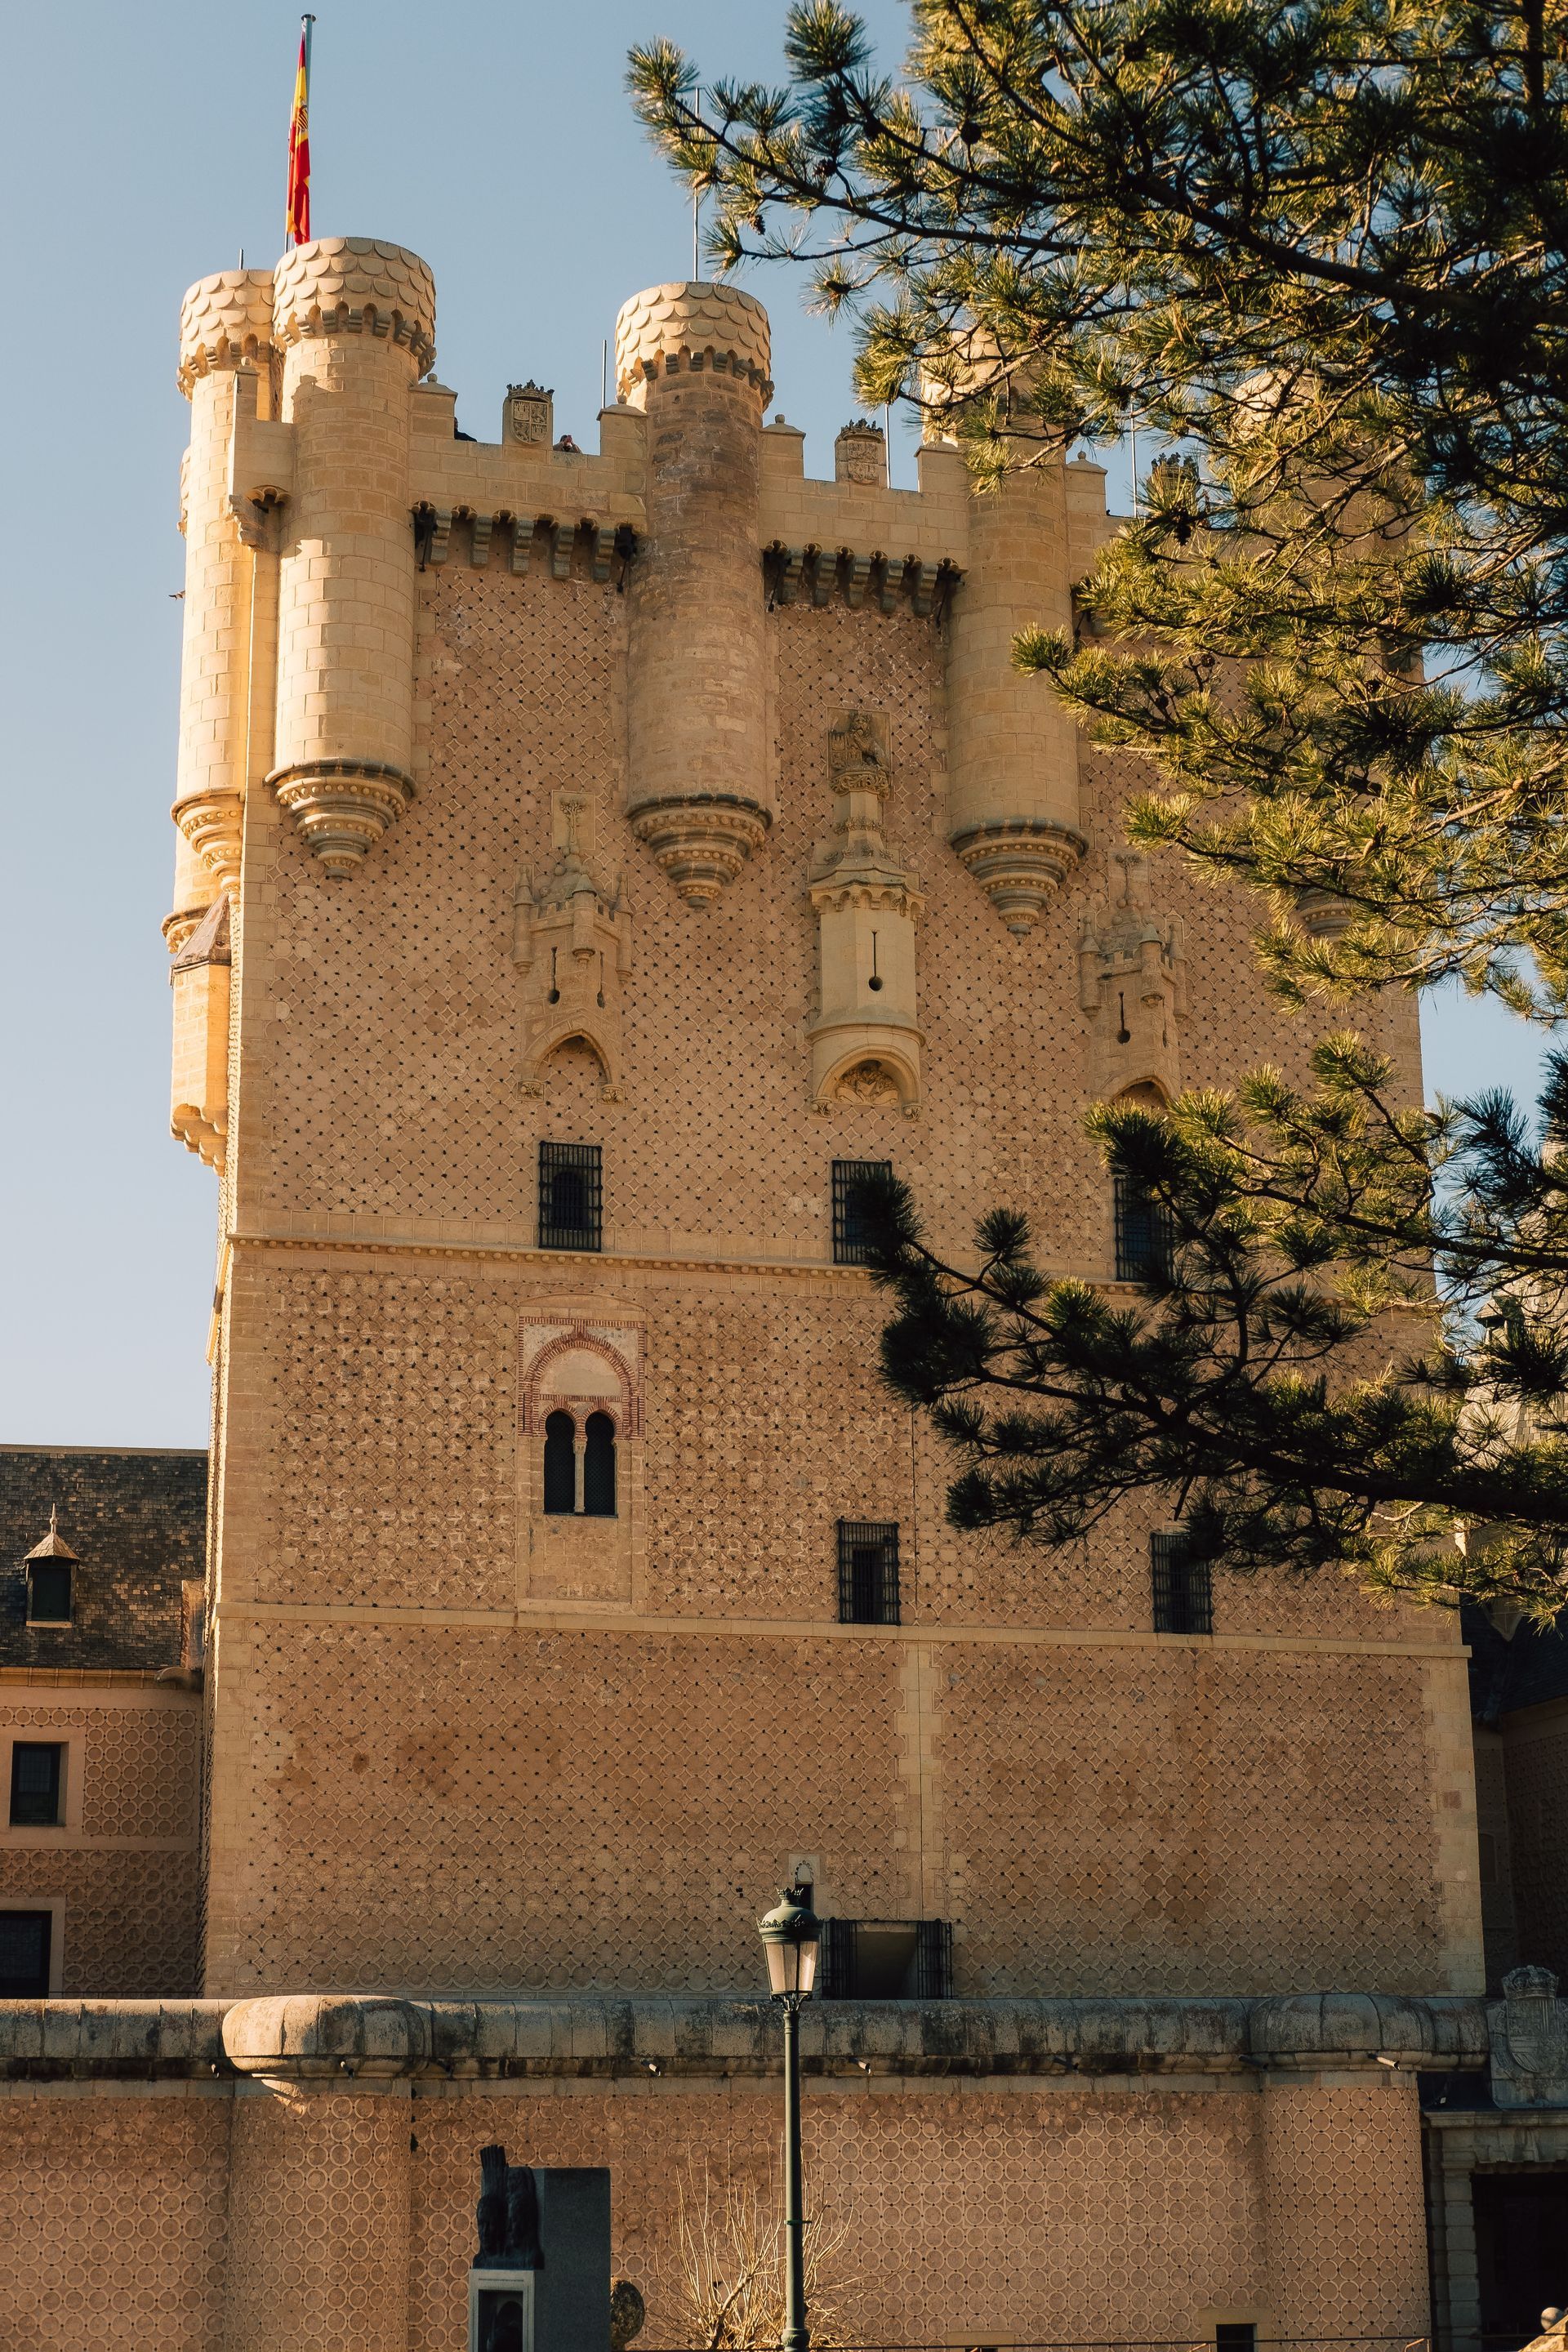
[177,267,276,395]
[272,237,436,374]
[614,280,771,404]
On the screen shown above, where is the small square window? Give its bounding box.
[0,1910,52,1996]
[26,1561,72,1625]
[821,1917,952,1999]
[1151,1529,1213,1635]
[539,1142,602,1252]
[9,1744,64,1829]
[831,1160,891,1267]
[837,1521,900,1624]
[1215,2328,1256,2352]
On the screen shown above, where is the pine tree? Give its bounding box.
[629,2,1568,1616]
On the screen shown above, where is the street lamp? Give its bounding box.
[758,1884,821,2352]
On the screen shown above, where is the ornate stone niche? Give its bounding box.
[807,711,924,1113]
[513,795,631,1101]
[519,1309,644,1606]
[1078,852,1185,1102]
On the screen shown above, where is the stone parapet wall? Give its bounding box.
[0,2003,1437,2352]
[0,1987,1493,2079]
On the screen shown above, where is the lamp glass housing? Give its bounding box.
[758,1887,821,1998]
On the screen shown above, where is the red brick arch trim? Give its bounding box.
[522,1325,642,1437]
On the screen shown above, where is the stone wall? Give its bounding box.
[0,1450,206,1993]
[0,1994,1454,2352]
[0,1687,203,1993]
[202,514,1472,1999]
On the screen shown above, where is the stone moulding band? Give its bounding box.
[0,1991,1492,2083]
[268,758,417,880]
[172,786,246,895]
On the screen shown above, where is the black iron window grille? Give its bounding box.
[836,1520,901,1624]
[538,1142,602,1252]
[821,1916,953,2000]
[1113,1169,1173,1283]
[8,1743,63,1829]
[25,1561,72,1625]
[1152,1528,1214,1635]
[0,1911,51,1997]
[831,1160,892,1267]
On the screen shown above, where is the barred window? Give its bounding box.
[1152,1528,1213,1635]
[831,1160,891,1267]
[0,1911,51,1997]
[837,1521,900,1624]
[820,1917,952,2000]
[8,1744,63,1829]
[26,1561,72,1625]
[1114,1170,1172,1283]
[539,1142,601,1252]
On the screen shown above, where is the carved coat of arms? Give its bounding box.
[507,382,553,445]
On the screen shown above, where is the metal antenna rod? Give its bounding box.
[692,90,703,280]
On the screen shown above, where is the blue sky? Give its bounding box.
[0,1,1549,1446]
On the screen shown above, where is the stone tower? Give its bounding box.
[116,234,1490,2348]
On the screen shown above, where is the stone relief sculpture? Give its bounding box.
[507,381,554,444]
[1489,1965,1568,2107]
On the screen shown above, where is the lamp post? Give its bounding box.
[757,1883,821,2352]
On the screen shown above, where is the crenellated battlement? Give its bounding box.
[167,236,1123,1161]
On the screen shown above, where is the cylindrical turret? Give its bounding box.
[615,282,773,905]
[172,266,278,936]
[269,238,435,878]
[945,452,1085,933]
[168,269,275,1170]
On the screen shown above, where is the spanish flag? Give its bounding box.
[285,17,314,248]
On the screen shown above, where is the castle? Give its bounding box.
[0,233,1565,2351]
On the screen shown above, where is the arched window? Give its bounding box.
[582,1413,617,1517]
[542,1411,577,1515]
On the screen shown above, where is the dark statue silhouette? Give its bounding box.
[475,2145,543,2269]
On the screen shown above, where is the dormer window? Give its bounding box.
[23,1508,78,1627]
